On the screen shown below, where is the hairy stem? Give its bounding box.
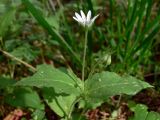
[68,97,81,120]
[82,29,88,81]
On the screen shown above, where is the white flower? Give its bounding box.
[73,10,99,27]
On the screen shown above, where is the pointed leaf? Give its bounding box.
[85,71,152,108]
[129,104,160,120]
[0,77,16,89]
[5,87,44,109]
[42,87,76,117]
[16,64,81,95]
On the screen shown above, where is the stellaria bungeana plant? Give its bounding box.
[73,10,99,81]
[15,5,153,120]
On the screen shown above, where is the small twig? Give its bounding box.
[116,94,122,108]
[144,72,160,77]
[48,0,56,12]
[0,49,36,72]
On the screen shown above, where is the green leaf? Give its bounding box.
[146,112,160,120]
[15,64,81,95]
[0,7,16,37]
[10,44,38,62]
[72,113,87,120]
[5,87,44,109]
[0,77,16,89]
[31,109,46,120]
[42,87,76,117]
[84,71,152,108]
[45,16,59,30]
[129,104,160,120]
[0,3,6,15]
[130,104,148,120]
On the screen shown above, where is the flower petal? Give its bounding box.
[88,14,99,27]
[73,16,80,22]
[75,12,83,23]
[87,10,91,22]
[80,10,86,21]
[91,14,99,23]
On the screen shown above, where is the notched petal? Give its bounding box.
[73,16,79,22]
[91,14,99,23]
[75,12,83,22]
[87,10,91,22]
[80,10,86,21]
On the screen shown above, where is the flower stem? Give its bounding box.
[82,29,88,81]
